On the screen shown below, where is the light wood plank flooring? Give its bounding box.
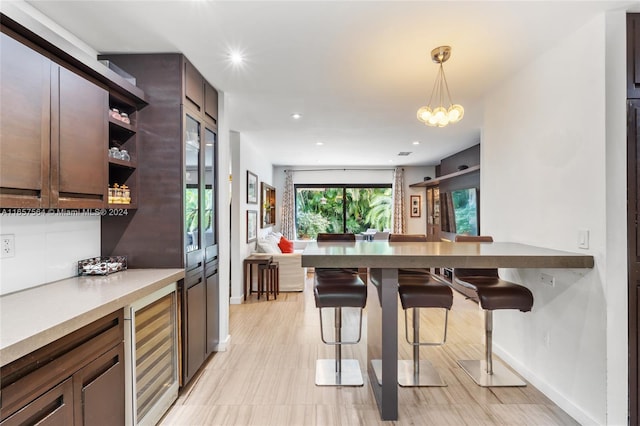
[160,273,577,425]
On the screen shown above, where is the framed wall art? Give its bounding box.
[410,194,421,218]
[247,170,258,204]
[246,210,257,242]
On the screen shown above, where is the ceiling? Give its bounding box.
[23,0,634,167]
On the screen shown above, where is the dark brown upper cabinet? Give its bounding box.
[0,30,107,209]
[204,82,218,124]
[184,58,218,125]
[185,59,204,112]
[55,66,107,208]
[0,31,51,208]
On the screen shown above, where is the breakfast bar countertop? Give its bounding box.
[301,241,595,269]
[0,268,185,366]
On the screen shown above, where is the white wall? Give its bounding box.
[0,214,101,295]
[482,13,625,425]
[229,132,275,304]
[404,166,436,235]
[604,9,629,425]
[215,91,231,350]
[271,165,434,237]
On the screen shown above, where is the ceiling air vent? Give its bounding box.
[397,152,412,156]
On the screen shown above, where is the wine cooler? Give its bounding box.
[124,283,179,426]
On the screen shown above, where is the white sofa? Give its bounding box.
[255,236,307,292]
[270,250,305,292]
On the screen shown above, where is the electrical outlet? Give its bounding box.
[540,272,555,287]
[1,234,15,258]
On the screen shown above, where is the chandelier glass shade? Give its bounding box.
[417,46,464,128]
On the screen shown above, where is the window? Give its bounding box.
[295,184,392,239]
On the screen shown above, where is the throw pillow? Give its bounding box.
[265,234,282,253]
[256,238,279,254]
[278,236,294,253]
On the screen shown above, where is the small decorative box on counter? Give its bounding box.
[77,256,127,276]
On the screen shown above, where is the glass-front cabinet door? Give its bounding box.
[185,114,201,255]
[203,126,217,249]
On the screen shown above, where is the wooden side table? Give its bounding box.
[243,254,272,300]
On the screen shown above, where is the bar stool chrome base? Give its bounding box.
[315,359,363,386]
[398,359,446,387]
[457,359,526,387]
[370,359,446,387]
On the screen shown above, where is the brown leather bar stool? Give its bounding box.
[453,235,534,387]
[390,233,453,387]
[314,233,366,386]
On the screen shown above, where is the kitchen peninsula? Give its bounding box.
[301,240,595,420]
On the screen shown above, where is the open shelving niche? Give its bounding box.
[409,164,480,188]
[409,163,481,284]
[108,92,142,209]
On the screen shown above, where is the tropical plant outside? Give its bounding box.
[451,188,478,235]
[185,186,215,250]
[185,187,199,250]
[295,186,392,239]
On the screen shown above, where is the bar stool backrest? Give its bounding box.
[454,235,498,278]
[316,233,357,274]
[317,233,356,242]
[389,234,427,242]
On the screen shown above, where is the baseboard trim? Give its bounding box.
[230,295,243,305]
[494,345,599,425]
[213,334,231,352]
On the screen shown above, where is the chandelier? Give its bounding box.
[417,46,464,127]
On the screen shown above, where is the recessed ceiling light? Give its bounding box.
[316,142,324,146]
[229,50,244,65]
[206,143,213,147]
[412,141,420,145]
[291,113,302,120]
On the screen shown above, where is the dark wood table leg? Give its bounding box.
[368,268,399,421]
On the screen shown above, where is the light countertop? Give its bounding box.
[0,268,184,366]
[301,241,594,269]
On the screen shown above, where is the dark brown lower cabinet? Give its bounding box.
[0,311,124,426]
[73,344,125,426]
[184,269,207,384]
[206,261,220,354]
[1,378,74,426]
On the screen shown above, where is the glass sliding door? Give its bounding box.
[295,187,343,239]
[295,184,392,239]
[345,187,392,234]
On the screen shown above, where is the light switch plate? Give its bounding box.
[578,229,589,249]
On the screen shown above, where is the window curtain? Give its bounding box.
[392,167,405,233]
[281,169,295,239]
